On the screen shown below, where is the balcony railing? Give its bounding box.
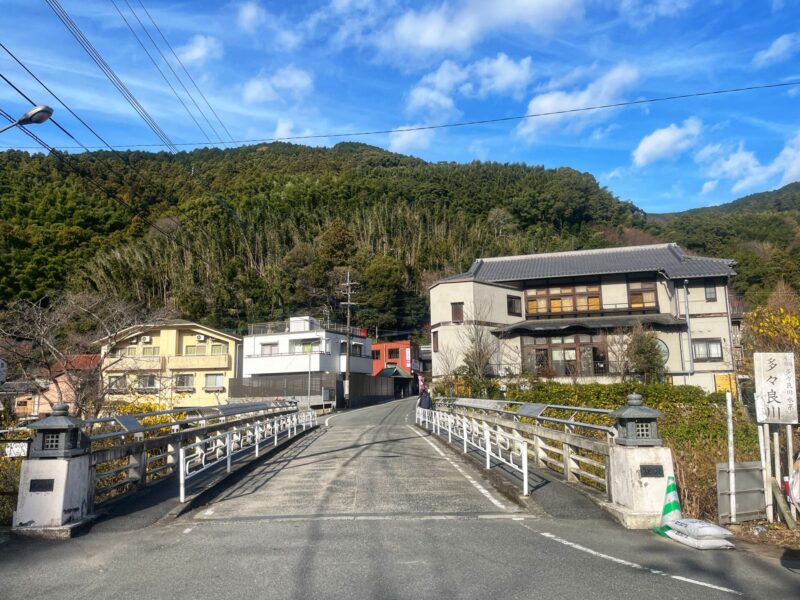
[167,354,230,370]
[248,320,366,337]
[526,302,658,320]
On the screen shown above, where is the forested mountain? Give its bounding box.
[0,142,796,333]
[648,182,800,306]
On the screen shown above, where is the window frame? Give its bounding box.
[451,302,464,323]
[704,279,717,302]
[526,282,602,317]
[507,295,522,317]
[388,348,400,359]
[142,346,160,356]
[260,343,279,356]
[432,331,439,353]
[371,350,381,360]
[627,280,658,310]
[175,373,195,390]
[204,373,225,390]
[210,343,226,355]
[137,374,157,390]
[692,338,724,362]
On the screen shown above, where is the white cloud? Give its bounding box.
[472,54,533,99]
[603,167,624,180]
[632,117,702,167]
[517,63,639,140]
[242,67,313,104]
[701,180,718,194]
[617,0,693,28]
[694,143,722,163]
[591,123,619,141]
[176,35,223,66]
[389,125,434,152]
[238,2,267,33]
[273,118,312,140]
[406,54,533,119]
[753,33,800,67]
[381,0,583,55]
[702,132,800,192]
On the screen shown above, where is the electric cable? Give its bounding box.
[135,0,234,141]
[45,0,178,152]
[110,0,214,144]
[10,78,800,150]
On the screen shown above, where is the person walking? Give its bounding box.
[418,388,432,410]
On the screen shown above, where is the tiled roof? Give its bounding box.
[493,314,686,337]
[460,243,735,283]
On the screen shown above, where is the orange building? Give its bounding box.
[371,341,421,376]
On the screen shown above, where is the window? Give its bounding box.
[507,295,522,317]
[185,345,206,356]
[693,339,723,362]
[294,339,320,354]
[526,284,601,316]
[260,343,278,356]
[121,346,137,356]
[432,331,439,353]
[705,279,717,302]
[175,374,194,389]
[352,343,363,357]
[142,346,160,356]
[109,375,127,391]
[521,334,610,377]
[388,348,400,359]
[43,433,60,450]
[628,281,658,309]
[211,344,225,355]
[137,374,157,390]
[372,350,381,360]
[451,302,464,323]
[16,400,28,407]
[204,373,224,390]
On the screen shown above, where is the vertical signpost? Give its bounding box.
[754,352,798,522]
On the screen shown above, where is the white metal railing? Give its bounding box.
[178,410,317,502]
[417,405,612,497]
[416,407,529,495]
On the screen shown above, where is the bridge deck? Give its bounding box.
[0,398,797,599]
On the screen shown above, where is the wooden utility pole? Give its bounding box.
[341,270,358,408]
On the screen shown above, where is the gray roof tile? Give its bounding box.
[461,243,734,283]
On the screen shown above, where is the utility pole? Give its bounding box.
[341,270,358,408]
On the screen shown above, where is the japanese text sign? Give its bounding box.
[754,352,798,424]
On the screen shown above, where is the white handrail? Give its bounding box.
[416,407,528,495]
[179,410,318,502]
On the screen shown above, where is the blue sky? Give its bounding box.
[1,1,799,212]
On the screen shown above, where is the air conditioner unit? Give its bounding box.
[196,334,206,341]
[141,335,152,343]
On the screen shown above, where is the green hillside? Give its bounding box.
[0,141,797,331]
[647,182,800,305]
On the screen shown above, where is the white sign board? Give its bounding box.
[754,352,798,424]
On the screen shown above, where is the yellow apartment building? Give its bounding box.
[100,320,242,407]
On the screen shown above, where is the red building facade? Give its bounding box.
[371,341,421,377]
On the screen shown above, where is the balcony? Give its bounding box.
[104,355,163,371]
[248,320,366,337]
[167,354,230,370]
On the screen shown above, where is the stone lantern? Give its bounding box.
[610,393,663,447]
[28,403,90,458]
[13,403,93,537]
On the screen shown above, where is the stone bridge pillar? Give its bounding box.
[603,394,676,529]
[12,404,94,539]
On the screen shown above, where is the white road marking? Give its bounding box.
[203,509,214,516]
[407,425,508,511]
[536,531,741,596]
[183,527,193,534]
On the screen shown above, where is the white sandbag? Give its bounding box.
[667,518,733,539]
[665,529,734,550]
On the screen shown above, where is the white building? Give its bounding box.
[430,244,739,393]
[242,316,372,378]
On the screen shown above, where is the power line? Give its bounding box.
[0,72,91,152]
[45,0,178,152]
[0,42,112,148]
[136,0,234,142]
[110,0,216,144]
[9,78,800,151]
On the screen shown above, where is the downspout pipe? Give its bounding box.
[683,279,694,376]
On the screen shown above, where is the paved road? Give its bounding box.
[1,398,798,599]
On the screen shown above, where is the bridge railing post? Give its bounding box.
[462,416,468,453]
[484,425,491,470]
[226,432,232,473]
[179,446,186,503]
[522,439,529,496]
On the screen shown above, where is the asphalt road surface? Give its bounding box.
[1,398,798,599]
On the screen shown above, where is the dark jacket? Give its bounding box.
[418,391,432,410]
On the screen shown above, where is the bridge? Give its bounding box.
[1,398,797,598]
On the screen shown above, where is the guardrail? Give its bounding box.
[420,399,614,497]
[417,407,529,495]
[88,401,305,509]
[179,410,317,502]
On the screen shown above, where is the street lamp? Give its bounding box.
[0,105,54,134]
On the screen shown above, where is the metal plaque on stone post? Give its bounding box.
[753,352,798,424]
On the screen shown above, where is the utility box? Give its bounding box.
[12,404,94,538]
